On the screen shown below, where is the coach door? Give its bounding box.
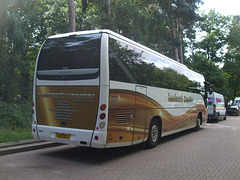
[133,85,147,144]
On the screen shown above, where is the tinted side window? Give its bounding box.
[109,38,156,85]
[109,38,137,84]
[109,37,201,93]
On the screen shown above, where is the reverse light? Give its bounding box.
[99,122,105,129]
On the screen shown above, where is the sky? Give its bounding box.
[199,0,240,16]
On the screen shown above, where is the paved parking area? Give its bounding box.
[0,116,240,180]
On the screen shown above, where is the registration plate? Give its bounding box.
[55,133,71,139]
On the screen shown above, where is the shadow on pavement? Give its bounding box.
[42,143,144,164]
[41,127,203,164]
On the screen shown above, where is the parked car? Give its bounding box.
[227,104,240,116]
[207,92,227,122]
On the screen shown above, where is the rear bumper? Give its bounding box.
[32,125,107,148]
[227,111,239,115]
[208,113,218,120]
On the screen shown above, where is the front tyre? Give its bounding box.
[145,120,160,148]
[223,113,227,120]
[215,113,219,123]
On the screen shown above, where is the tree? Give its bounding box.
[69,0,203,64]
[185,52,227,95]
[105,0,111,17]
[223,15,240,100]
[68,0,76,32]
[228,16,240,53]
[195,10,231,62]
[0,0,41,102]
[223,59,240,100]
[158,0,203,63]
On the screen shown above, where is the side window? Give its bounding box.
[109,37,156,85]
[109,36,202,93]
[109,37,139,83]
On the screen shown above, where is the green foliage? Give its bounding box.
[187,12,240,101]
[185,52,228,95]
[0,101,32,130]
[222,15,240,100]
[228,16,240,52]
[195,10,231,62]
[223,57,240,99]
[0,0,41,102]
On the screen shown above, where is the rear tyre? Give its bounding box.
[145,120,160,148]
[195,115,201,131]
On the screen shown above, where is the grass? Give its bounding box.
[0,128,33,143]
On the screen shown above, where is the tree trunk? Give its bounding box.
[168,12,179,62]
[170,21,179,62]
[82,0,87,13]
[166,1,179,62]
[105,0,111,17]
[68,0,75,32]
[177,17,184,64]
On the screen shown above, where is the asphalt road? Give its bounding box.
[1,116,240,180]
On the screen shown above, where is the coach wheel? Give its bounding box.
[145,120,160,148]
[195,115,201,131]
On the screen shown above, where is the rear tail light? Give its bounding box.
[100,104,106,111]
[97,104,107,130]
[32,101,37,124]
[213,104,216,113]
[99,104,106,120]
[100,113,106,120]
[32,101,35,115]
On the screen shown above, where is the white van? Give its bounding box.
[207,92,227,122]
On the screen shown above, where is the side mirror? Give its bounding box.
[204,81,212,94]
[209,86,213,95]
